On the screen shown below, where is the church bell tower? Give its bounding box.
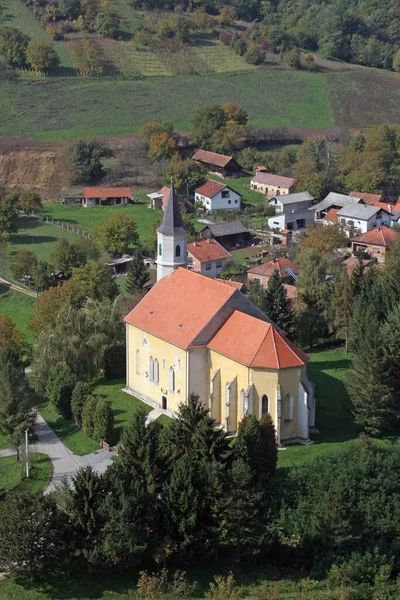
[156,182,187,282]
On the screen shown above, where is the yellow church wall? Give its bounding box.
[126,324,187,412]
[278,365,309,440]
[249,368,280,423]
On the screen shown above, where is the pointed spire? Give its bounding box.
[156,181,186,235]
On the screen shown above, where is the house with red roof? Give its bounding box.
[124,267,315,442]
[351,227,398,263]
[82,187,131,207]
[195,178,241,213]
[247,257,300,289]
[349,191,383,205]
[187,238,231,278]
[147,186,185,211]
[250,172,296,198]
[192,149,243,178]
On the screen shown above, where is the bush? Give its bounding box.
[71,381,92,421]
[303,52,316,70]
[104,344,126,379]
[46,364,77,419]
[245,42,265,65]
[93,399,114,442]
[283,49,301,69]
[220,31,233,47]
[205,574,244,600]
[82,395,98,437]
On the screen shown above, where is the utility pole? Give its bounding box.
[25,428,29,478]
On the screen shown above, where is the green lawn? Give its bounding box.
[0,452,52,494]
[38,401,101,456]
[156,413,173,427]
[0,69,336,140]
[278,347,358,469]
[93,378,152,444]
[39,201,162,247]
[0,283,36,344]
[38,380,152,455]
[209,174,266,207]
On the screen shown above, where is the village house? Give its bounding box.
[311,192,364,221]
[250,172,296,197]
[247,257,300,289]
[351,227,398,263]
[192,149,243,178]
[267,191,314,231]
[199,221,251,249]
[195,179,241,213]
[336,204,391,237]
[342,256,374,275]
[124,183,315,443]
[147,186,185,211]
[187,238,231,278]
[81,187,131,207]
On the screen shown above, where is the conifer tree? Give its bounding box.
[331,269,354,352]
[236,414,277,486]
[125,251,151,295]
[263,269,295,334]
[167,394,231,464]
[347,316,394,436]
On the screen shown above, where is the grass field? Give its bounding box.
[0,283,36,343]
[209,174,265,206]
[38,379,152,454]
[0,452,52,494]
[278,347,358,469]
[39,201,162,246]
[93,378,152,444]
[0,69,336,140]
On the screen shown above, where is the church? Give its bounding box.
[124,184,315,444]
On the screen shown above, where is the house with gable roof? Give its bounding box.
[351,227,398,263]
[192,149,243,178]
[187,238,231,278]
[124,183,315,443]
[250,172,296,197]
[195,179,241,213]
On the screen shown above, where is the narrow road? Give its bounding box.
[1,413,116,495]
[0,277,38,298]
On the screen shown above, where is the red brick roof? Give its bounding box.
[343,256,373,275]
[283,284,298,304]
[192,149,233,168]
[351,227,398,247]
[251,172,296,188]
[157,186,184,211]
[124,268,237,349]
[324,207,339,223]
[221,280,246,291]
[187,239,231,263]
[83,187,131,198]
[373,201,393,211]
[247,257,300,278]
[195,179,228,198]
[349,191,383,205]
[208,310,308,369]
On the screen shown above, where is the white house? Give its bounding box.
[310,192,364,221]
[195,179,241,213]
[267,191,314,231]
[336,204,391,237]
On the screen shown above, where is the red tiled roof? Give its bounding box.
[221,280,246,291]
[124,268,236,349]
[192,149,234,168]
[351,227,398,247]
[187,239,231,263]
[373,201,393,211]
[324,207,339,223]
[256,166,268,172]
[283,284,298,303]
[251,172,296,188]
[208,310,308,369]
[349,191,383,205]
[342,256,373,275]
[195,179,227,198]
[83,187,131,198]
[157,186,184,211]
[247,257,300,278]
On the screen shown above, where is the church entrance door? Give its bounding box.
[161,395,167,410]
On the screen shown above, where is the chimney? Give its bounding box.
[193,242,196,246]
[388,204,392,214]
[207,238,210,243]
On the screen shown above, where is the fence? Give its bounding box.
[31,211,93,240]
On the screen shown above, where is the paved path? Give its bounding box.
[1,413,116,495]
[146,407,175,422]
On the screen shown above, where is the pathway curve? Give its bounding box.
[0,412,116,495]
[0,276,38,298]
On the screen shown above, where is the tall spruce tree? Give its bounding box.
[331,269,354,352]
[167,394,231,464]
[347,314,394,436]
[263,269,295,334]
[381,303,400,418]
[125,251,151,295]
[235,414,278,486]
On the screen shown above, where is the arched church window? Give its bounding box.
[154,359,159,384]
[159,243,162,256]
[175,245,181,257]
[169,367,175,393]
[136,349,140,374]
[261,394,269,415]
[149,356,154,381]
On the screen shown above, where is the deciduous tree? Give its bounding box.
[96,214,139,255]
[10,249,38,281]
[0,27,29,67]
[17,190,42,213]
[148,131,177,162]
[67,139,115,185]
[26,40,59,71]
